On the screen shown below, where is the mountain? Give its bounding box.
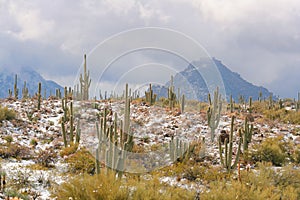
[0,67,63,99]
[153,58,272,102]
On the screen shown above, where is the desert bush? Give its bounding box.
[0,144,32,159]
[35,149,57,168]
[201,163,300,200]
[0,106,16,121]
[292,145,300,164]
[30,138,38,146]
[60,143,79,157]
[4,189,30,200]
[55,172,130,200]
[66,148,95,174]
[4,135,13,144]
[251,136,288,166]
[55,172,195,200]
[130,176,195,200]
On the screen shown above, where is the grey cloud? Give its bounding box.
[0,0,299,98]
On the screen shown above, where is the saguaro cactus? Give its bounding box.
[37,82,42,110]
[218,115,242,172]
[14,74,19,99]
[22,81,29,99]
[80,54,91,100]
[145,84,157,105]
[207,87,222,142]
[242,117,253,152]
[296,92,300,111]
[168,76,177,109]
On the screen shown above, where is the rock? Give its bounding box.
[219,130,229,144]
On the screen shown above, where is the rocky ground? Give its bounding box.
[0,98,299,199]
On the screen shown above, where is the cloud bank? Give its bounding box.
[0,0,299,98]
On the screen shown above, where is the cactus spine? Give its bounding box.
[145,84,157,105]
[79,54,91,100]
[218,116,241,172]
[37,82,42,110]
[207,87,222,142]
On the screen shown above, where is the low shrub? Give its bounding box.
[0,106,16,121]
[251,136,289,166]
[66,148,95,174]
[0,144,32,159]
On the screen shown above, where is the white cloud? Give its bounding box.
[3,1,55,41]
[0,0,299,97]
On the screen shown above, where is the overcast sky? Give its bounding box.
[0,0,299,98]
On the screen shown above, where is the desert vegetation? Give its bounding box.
[0,58,299,200]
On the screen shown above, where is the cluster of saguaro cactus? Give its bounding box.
[95,84,134,177]
[56,88,62,99]
[14,74,19,99]
[242,117,253,152]
[61,87,80,147]
[79,54,91,100]
[37,82,42,110]
[22,81,29,99]
[169,136,189,162]
[145,84,157,105]
[268,93,273,109]
[218,116,242,172]
[168,76,177,109]
[8,89,12,98]
[207,87,222,142]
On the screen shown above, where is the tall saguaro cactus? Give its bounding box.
[297,92,300,112]
[218,116,241,172]
[80,54,91,100]
[22,81,29,99]
[207,87,222,142]
[242,117,253,151]
[145,84,157,105]
[37,82,42,110]
[14,74,19,99]
[168,76,177,109]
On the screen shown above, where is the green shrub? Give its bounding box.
[251,137,288,166]
[4,135,13,144]
[0,144,32,159]
[30,138,38,146]
[55,172,130,200]
[201,163,300,200]
[66,148,95,174]
[0,106,16,121]
[55,172,195,200]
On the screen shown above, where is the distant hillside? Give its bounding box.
[153,58,272,102]
[0,67,63,99]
